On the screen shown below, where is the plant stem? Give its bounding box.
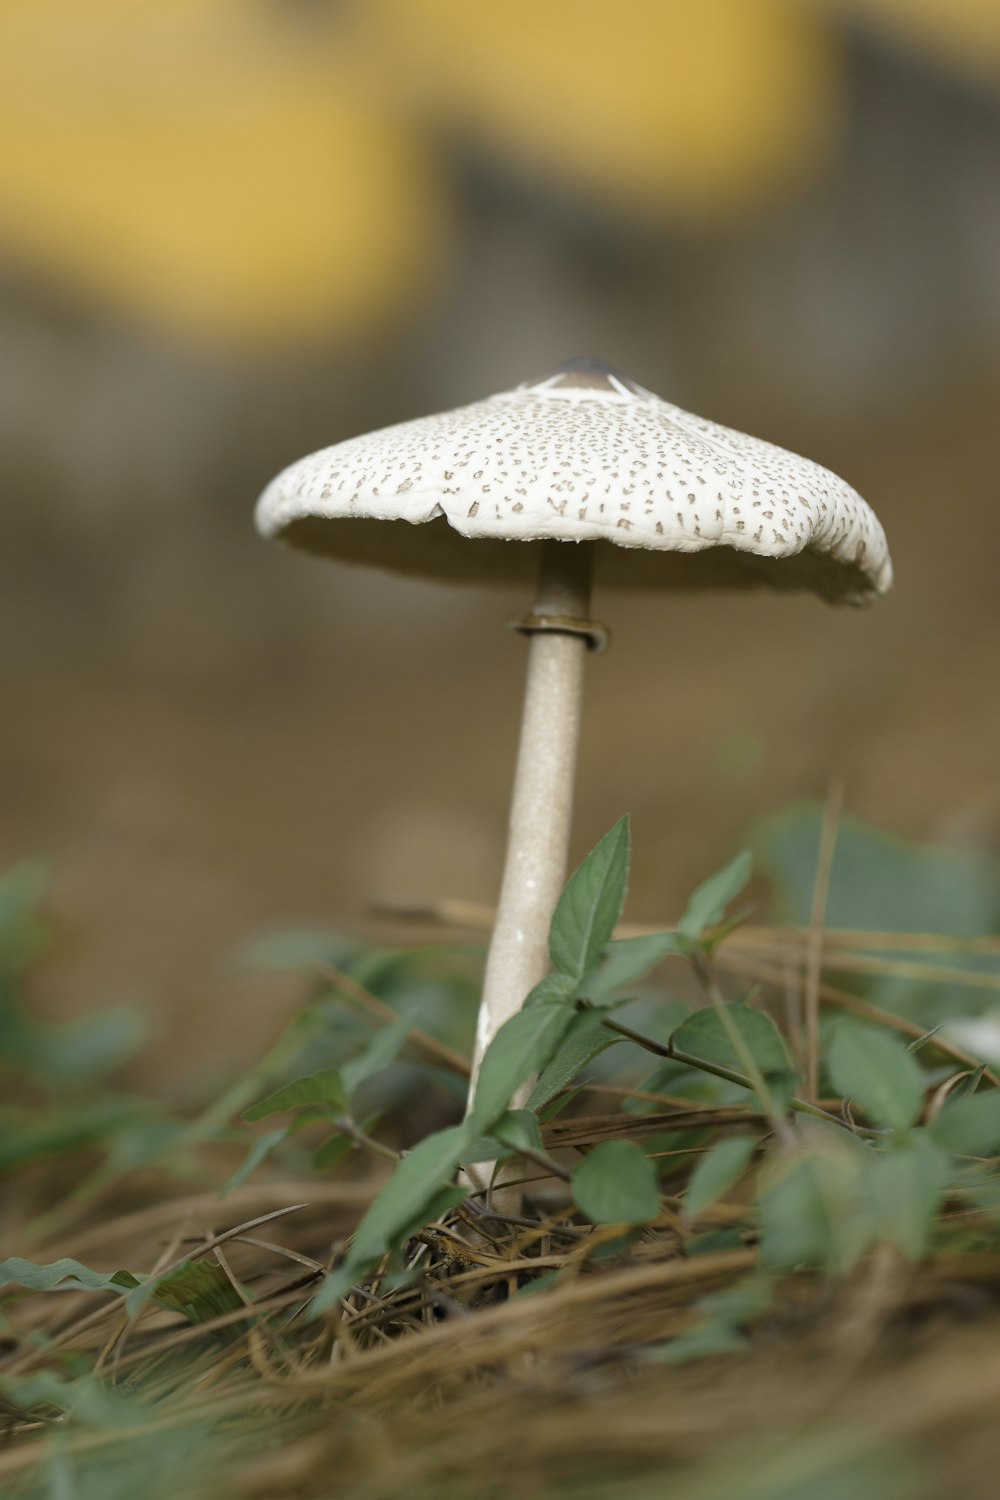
[598,1014,856,1131]
[334,1117,401,1163]
[690,951,793,1143]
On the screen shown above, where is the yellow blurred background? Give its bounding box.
[2,0,999,1092]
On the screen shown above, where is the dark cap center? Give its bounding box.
[521,356,647,395]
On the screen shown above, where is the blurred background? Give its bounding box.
[2,0,999,1095]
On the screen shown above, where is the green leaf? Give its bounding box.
[221,1128,289,1197]
[652,1322,748,1363]
[0,1256,137,1294]
[960,1166,1000,1221]
[0,1372,147,1429]
[758,1136,873,1273]
[828,1024,925,1132]
[243,1068,348,1122]
[946,1065,987,1102]
[583,931,689,1004]
[286,1106,339,1135]
[761,1070,801,1118]
[312,1132,355,1171]
[526,1011,620,1110]
[758,804,1000,935]
[651,1275,772,1364]
[341,1018,411,1097]
[678,851,753,944]
[639,997,694,1046]
[523,972,576,1008]
[686,1228,747,1255]
[312,1122,474,1312]
[470,1001,576,1131]
[672,1003,791,1081]
[929,1090,1000,1157]
[2,1006,145,1086]
[683,1136,757,1223]
[490,1109,545,1157]
[151,1261,246,1323]
[455,1132,517,1163]
[0,1097,162,1175]
[866,1132,949,1260]
[571,1140,661,1225]
[514,1269,564,1298]
[402,1185,467,1235]
[241,929,362,973]
[549,816,631,982]
[755,805,1000,1030]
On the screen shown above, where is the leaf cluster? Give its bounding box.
[283,819,769,1308]
[5,809,1000,1397]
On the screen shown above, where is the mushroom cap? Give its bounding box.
[255,359,892,604]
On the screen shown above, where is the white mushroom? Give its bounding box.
[256,357,892,1103]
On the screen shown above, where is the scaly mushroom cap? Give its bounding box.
[256,359,892,604]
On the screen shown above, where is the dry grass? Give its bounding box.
[3,917,1000,1498]
[2,1159,999,1496]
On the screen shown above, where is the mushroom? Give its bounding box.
[255,357,892,1101]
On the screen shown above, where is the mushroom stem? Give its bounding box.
[468,539,594,1096]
